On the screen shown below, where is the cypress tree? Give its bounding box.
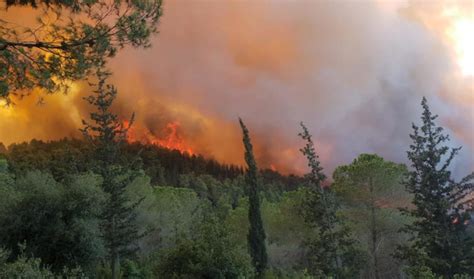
[396,97,474,277]
[81,68,141,279]
[299,122,363,278]
[239,118,268,276]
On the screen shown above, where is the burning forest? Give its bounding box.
[0,0,473,278]
[0,0,473,176]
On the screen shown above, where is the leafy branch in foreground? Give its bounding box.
[0,0,162,103]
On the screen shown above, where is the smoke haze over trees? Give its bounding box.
[0,1,473,177]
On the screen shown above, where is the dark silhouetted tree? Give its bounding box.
[81,68,141,279]
[396,97,474,277]
[239,118,267,276]
[299,122,364,278]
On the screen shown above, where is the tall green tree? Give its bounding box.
[396,97,474,277]
[239,118,268,276]
[333,154,409,279]
[0,0,162,103]
[81,69,142,279]
[298,122,363,278]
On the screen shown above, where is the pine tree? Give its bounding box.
[81,68,142,279]
[1,0,162,103]
[332,154,409,279]
[396,97,474,277]
[299,122,363,278]
[239,118,268,276]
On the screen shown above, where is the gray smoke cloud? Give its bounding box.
[107,0,473,177]
[1,0,472,178]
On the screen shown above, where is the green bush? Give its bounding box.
[0,247,86,278]
[154,214,253,278]
[0,171,106,273]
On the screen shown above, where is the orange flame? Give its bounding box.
[124,120,194,155]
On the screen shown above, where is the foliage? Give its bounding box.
[154,214,254,279]
[0,143,6,156]
[81,69,142,278]
[404,264,471,279]
[0,248,86,279]
[261,190,308,270]
[4,139,302,194]
[179,173,225,208]
[5,139,248,186]
[139,186,202,255]
[6,138,93,181]
[333,154,408,208]
[298,122,364,278]
[239,118,268,276]
[0,170,106,273]
[0,0,162,103]
[396,97,474,277]
[333,154,409,278]
[226,189,310,271]
[0,246,55,278]
[262,268,314,279]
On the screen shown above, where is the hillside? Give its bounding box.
[2,138,303,192]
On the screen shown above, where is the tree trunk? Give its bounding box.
[111,253,120,279]
[371,205,380,279]
[369,178,380,279]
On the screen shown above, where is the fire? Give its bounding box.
[125,120,194,155]
[151,122,194,155]
[270,164,277,172]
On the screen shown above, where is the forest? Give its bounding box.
[1,0,474,278]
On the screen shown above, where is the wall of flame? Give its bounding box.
[0,0,473,176]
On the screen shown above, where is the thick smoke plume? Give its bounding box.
[1,0,473,176]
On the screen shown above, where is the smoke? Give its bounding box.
[1,0,473,177]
